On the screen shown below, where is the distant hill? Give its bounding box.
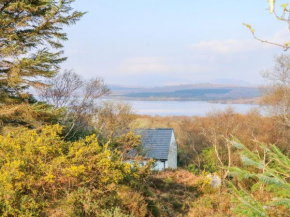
[126,88,232,98]
[110,83,238,94]
[108,83,261,103]
[108,85,141,91]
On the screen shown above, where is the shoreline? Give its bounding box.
[103,96,260,105]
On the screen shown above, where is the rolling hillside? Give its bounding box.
[108,84,261,103]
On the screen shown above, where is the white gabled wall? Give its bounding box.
[126,160,168,171]
[154,160,168,171]
[167,131,177,169]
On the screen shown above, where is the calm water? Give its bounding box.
[125,101,258,116]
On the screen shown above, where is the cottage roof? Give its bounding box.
[135,129,174,160]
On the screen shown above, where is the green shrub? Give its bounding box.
[200,148,218,172]
[187,163,199,175]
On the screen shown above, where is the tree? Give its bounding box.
[38,70,110,140]
[0,0,84,131]
[229,139,290,216]
[0,0,84,102]
[244,1,290,50]
[94,100,136,139]
[201,108,243,178]
[261,54,290,128]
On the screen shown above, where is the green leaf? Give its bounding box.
[281,3,288,8]
[243,23,252,29]
[231,141,243,149]
[269,0,275,14]
[240,155,263,169]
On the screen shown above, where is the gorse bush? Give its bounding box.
[0,125,149,216]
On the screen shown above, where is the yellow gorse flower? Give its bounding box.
[0,125,143,215]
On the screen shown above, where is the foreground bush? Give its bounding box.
[229,140,290,216]
[0,125,148,216]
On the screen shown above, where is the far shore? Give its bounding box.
[104,96,261,105]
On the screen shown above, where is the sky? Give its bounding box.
[60,0,290,87]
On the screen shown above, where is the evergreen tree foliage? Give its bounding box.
[0,0,84,101]
[229,139,290,216]
[0,0,84,130]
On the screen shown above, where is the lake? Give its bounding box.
[124,100,258,116]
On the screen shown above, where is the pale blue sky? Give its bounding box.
[61,0,289,86]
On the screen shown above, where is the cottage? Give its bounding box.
[135,128,177,171]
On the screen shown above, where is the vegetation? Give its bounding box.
[229,139,290,216]
[38,70,110,141]
[2,0,290,216]
[0,125,154,216]
[244,1,290,50]
[0,0,84,131]
[129,90,290,215]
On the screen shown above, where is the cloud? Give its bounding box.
[119,56,213,74]
[112,28,290,85]
[190,39,270,54]
[190,27,290,54]
[271,27,290,44]
[120,57,169,73]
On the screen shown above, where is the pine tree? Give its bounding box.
[229,140,290,216]
[0,0,84,130]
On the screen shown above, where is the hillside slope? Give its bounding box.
[109,84,260,103]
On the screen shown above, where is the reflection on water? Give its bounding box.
[124,101,258,116]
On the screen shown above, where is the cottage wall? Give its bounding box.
[126,160,168,171]
[167,132,177,169]
[154,160,168,171]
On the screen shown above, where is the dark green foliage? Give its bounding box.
[187,164,199,175]
[0,0,84,131]
[200,148,218,172]
[0,0,84,102]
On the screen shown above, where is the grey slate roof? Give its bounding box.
[135,129,173,160]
